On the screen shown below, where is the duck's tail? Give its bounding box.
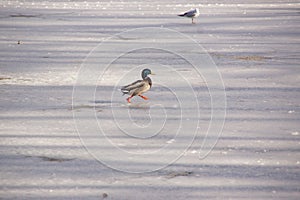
[121,88,129,96]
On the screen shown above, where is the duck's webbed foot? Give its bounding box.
[127,96,133,103]
[139,95,149,100]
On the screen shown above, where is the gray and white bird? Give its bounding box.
[178,8,200,24]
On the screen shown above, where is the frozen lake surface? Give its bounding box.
[0,0,300,199]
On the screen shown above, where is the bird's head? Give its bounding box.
[141,68,155,79]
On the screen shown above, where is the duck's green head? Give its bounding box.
[141,68,154,79]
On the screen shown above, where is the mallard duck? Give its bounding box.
[178,8,200,24]
[121,68,154,103]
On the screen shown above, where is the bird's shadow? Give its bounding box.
[93,100,114,104]
[128,102,150,110]
[91,100,151,110]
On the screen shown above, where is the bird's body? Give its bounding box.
[178,8,200,24]
[121,69,154,103]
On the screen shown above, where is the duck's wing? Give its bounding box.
[121,80,146,95]
[178,9,197,17]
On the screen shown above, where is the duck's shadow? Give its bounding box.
[128,102,150,110]
[93,100,114,104]
[92,100,150,110]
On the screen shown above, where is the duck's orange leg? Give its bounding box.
[139,95,149,100]
[127,95,133,103]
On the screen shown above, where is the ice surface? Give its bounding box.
[0,0,300,199]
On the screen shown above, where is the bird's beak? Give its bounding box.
[151,72,156,75]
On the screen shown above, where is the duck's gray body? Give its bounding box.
[121,77,152,96]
